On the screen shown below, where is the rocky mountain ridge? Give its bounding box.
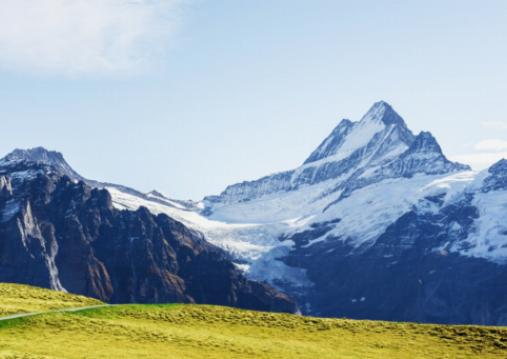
[0,158,295,313]
[3,101,507,325]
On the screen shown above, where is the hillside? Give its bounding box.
[0,283,102,316]
[0,284,506,358]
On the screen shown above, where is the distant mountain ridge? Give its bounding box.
[205,101,469,208]
[2,101,507,325]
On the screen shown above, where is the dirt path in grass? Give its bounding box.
[0,305,109,322]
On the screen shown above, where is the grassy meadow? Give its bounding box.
[0,284,506,358]
[0,283,102,316]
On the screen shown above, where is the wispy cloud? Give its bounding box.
[474,139,507,152]
[451,138,507,170]
[0,0,184,75]
[481,121,507,131]
[450,152,507,170]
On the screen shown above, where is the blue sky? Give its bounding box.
[1,0,506,199]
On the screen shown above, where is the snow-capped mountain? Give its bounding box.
[2,101,507,325]
[205,101,468,208]
[195,101,506,324]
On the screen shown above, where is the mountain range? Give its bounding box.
[1,101,506,325]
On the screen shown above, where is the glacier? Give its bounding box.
[3,101,507,323]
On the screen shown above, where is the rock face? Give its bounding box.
[286,193,507,324]
[4,101,507,326]
[77,101,505,325]
[482,159,507,193]
[0,160,296,313]
[188,101,506,325]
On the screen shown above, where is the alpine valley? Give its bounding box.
[2,101,507,325]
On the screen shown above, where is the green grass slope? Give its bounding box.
[0,284,506,358]
[0,283,102,316]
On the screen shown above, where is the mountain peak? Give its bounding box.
[0,147,83,180]
[4,147,64,163]
[360,101,407,127]
[408,131,443,155]
[304,101,412,165]
[384,130,471,178]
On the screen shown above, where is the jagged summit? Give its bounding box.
[380,130,471,179]
[400,131,470,172]
[409,131,443,154]
[3,146,63,163]
[304,101,414,165]
[361,101,407,127]
[0,146,83,180]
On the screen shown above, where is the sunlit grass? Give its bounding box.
[0,284,506,358]
[0,283,102,316]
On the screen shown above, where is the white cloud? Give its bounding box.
[0,0,184,75]
[474,139,507,152]
[451,138,507,170]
